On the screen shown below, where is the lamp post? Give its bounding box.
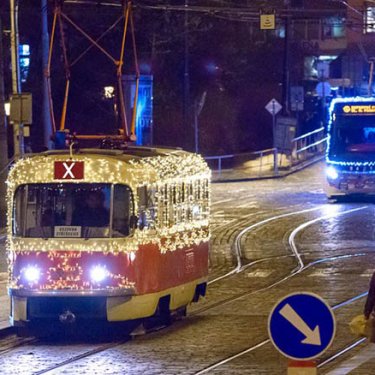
[184,0,191,150]
[0,16,9,227]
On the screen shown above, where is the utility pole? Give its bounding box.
[41,0,52,148]
[10,0,24,159]
[0,15,9,227]
[183,0,191,150]
[282,0,291,115]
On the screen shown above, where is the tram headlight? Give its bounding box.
[90,265,108,283]
[326,166,339,180]
[24,266,41,283]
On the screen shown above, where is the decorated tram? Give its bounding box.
[6,146,210,329]
[325,97,375,198]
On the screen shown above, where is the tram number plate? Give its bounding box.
[54,226,82,238]
[54,161,84,180]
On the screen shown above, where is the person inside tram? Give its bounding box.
[72,190,109,227]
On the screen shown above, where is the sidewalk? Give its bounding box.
[0,273,10,333]
[210,153,324,182]
[0,232,11,334]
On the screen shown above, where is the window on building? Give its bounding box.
[322,17,345,39]
[19,44,30,83]
[365,6,375,33]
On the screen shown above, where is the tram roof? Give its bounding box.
[7,146,210,189]
[37,146,188,161]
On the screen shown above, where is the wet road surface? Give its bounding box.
[0,162,374,374]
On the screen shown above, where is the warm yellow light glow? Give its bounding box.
[4,102,10,116]
[6,151,211,290]
[103,86,115,99]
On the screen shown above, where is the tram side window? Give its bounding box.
[112,185,132,237]
[137,186,157,230]
[13,185,27,236]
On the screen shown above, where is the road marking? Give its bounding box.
[279,303,321,346]
[326,343,375,375]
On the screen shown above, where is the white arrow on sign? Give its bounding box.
[279,304,321,346]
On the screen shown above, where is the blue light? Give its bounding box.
[135,97,146,146]
[326,166,339,180]
[205,61,219,74]
[19,44,30,56]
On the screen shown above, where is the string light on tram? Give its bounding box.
[6,153,210,290]
[327,97,375,168]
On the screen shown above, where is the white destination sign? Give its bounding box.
[54,226,82,238]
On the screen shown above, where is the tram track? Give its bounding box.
[45,202,374,374]
[33,340,131,375]
[0,203,370,374]
[189,204,371,374]
[194,205,368,315]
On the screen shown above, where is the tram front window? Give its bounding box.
[13,184,133,238]
[330,115,375,159]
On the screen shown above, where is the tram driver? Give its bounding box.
[72,190,109,227]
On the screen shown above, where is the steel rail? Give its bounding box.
[209,206,324,284]
[191,204,368,317]
[187,205,371,373]
[33,341,130,375]
[190,206,370,374]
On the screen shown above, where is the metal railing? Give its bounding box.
[290,127,327,165]
[205,127,327,181]
[205,148,279,179]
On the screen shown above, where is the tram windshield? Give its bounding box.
[13,183,133,238]
[329,115,375,160]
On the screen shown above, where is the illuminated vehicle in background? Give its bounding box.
[7,147,210,331]
[325,97,375,198]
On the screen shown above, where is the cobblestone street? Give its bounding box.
[0,162,375,374]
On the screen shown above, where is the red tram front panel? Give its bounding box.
[10,243,209,295]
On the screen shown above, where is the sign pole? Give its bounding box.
[272,102,278,175]
[287,360,317,375]
[266,99,282,175]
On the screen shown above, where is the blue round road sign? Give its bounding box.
[268,292,336,361]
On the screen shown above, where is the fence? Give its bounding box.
[205,127,327,181]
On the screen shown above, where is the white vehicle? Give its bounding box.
[325,97,375,199]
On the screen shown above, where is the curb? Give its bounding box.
[0,322,14,338]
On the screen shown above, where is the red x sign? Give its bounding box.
[54,161,84,180]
